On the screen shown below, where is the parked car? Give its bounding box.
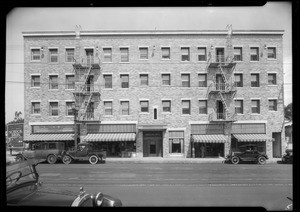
[6,159,122,206]
[62,143,106,165]
[282,149,293,164]
[225,144,268,165]
[15,142,65,164]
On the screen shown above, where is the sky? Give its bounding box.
[5,3,292,123]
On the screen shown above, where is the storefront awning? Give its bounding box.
[192,134,227,143]
[232,134,274,142]
[24,134,74,141]
[83,133,136,142]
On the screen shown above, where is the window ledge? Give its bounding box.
[267,85,278,87]
[119,62,130,63]
[31,114,41,116]
[250,60,260,62]
[267,58,277,61]
[251,113,261,115]
[30,61,41,63]
[139,112,150,114]
[30,87,41,89]
[65,89,75,91]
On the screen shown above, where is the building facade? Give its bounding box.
[23,29,285,159]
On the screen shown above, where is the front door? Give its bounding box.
[143,131,163,157]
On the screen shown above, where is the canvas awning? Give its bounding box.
[192,134,227,143]
[83,133,136,142]
[232,134,274,142]
[24,134,74,141]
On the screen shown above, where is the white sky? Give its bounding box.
[5,3,292,123]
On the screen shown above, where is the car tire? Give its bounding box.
[15,155,25,162]
[62,155,72,164]
[89,155,99,164]
[257,157,266,165]
[231,156,240,164]
[47,154,57,164]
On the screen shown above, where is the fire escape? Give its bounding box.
[72,54,101,121]
[207,26,237,122]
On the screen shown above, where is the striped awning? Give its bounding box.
[232,134,274,142]
[192,134,227,143]
[24,134,74,141]
[83,133,136,142]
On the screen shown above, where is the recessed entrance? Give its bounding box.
[143,131,163,157]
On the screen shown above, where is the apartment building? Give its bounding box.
[23,29,285,159]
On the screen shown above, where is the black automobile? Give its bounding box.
[282,149,293,164]
[225,144,268,165]
[6,159,122,207]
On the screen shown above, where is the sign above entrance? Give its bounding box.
[138,125,167,131]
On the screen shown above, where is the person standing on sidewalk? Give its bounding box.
[201,144,206,158]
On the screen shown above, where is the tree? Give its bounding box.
[284,103,292,121]
[7,111,24,125]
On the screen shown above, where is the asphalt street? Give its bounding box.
[35,162,293,210]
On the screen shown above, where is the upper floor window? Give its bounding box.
[251,74,260,87]
[181,74,190,87]
[49,75,58,90]
[267,47,276,59]
[66,75,75,89]
[140,74,148,86]
[269,100,277,111]
[251,100,260,114]
[198,74,207,87]
[182,100,191,115]
[31,49,41,61]
[121,101,129,115]
[139,47,148,60]
[161,47,170,59]
[268,73,277,85]
[66,102,74,116]
[104,101,113,115]
[199,100,207,114]
[65,48,75,62]
[31,102,40,114]
[104,75,112,89]
[162,74,171,85]
[181,47,190,61]
[235,100,244,114]
[234,74,243,87]
[120,74,129,88]
[140,101,149,113]
[197,47,207,61]
[120,48,129,62]
[103,48,112,62]
[49,102,59,116]
[49,48,58,63]
[250,47,259,61]
[31,75,40,87]
[162,100,171,112]
[233,47,242,61]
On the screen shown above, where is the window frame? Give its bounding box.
[65,74,75,90]
[181,73,190,87]
[268,99,278,111]
[139,47,149,60]
[250,47,259,62]
[30,48,41,62]
[233,47,243,62]
[103,74,113,89]
[104,101,113,116]
[197,47,207,62]
[198,73,207,87]
[181,47,190,62]
[120,47,129,62]
[103,47,112,63]
[235,99,244,114]
[31,101,41,115]
[120,74,129,88]
[267,47,277,60]
[162,73,171,86]
[140,100,149,113]
[31,75,41,88]
[198,100,208,114]
[161,47,171,60]
[140,74,149,86]
[49,101,59,116]
[120,101,130,115]
[65,48,75,63]
[66,101,75,116]
[49,75,59,90]
[162,100,171,113]
[251,99,260,114]
[268,73,277,85]
[234,73,243,87]
[169,131,184,154]
[250,73,260,87]
[181,99,191,115]
[49,48,59,63]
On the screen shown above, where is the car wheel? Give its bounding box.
[62,155,72,164]
[257,157,266,165]
[89,155,99,164]
[15,155,25,162]
[47,154,57,164]
[231,156,240,164]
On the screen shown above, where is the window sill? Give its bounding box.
[267,84,278,87]
[139,59,149,61]
[103,88,113,90]
[103,115,113,117]
[269,110,278,112]
[236,113,244,115]
[161,58,171,60]
[250,60,260,62]
[198,114,208,116]
[251,113,261,115]
[181,114,191,116]
[48,62,59,64]
[162,112,172,114]
[30,87,41,89]
[31,114,41,116]
[119,62,130,63]
[181,61,191,63]
[65,89,75,91]
[66,115,75,118]
[102,61,113,63]
[30,60,41,63]
[49,89,59,91]
[267,58,277,61]
[139,112,150,115]
[49,115,59,117]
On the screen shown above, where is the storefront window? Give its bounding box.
[169,131,184,153]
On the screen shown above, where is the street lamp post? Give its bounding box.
[72,102,80,150]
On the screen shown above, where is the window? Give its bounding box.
[235,100,243,114]
[251,74,260,87]
[182,100,191,115]
[267,47,276,59]
[121,101,129,115]
[31,49,41,61]
[140,74,148,86]
[49,48,58,63]
[161,47,170,59]
[120,48,129,62]
[31,102,40,114]
[49,75,58,89]
[120,74,129,88]
[250,47,259,61]
[66,102,74,116]
[233,47,242,61]
[199,100,207,114]
[154,108,157,120]
[103,48,112,62]
[162,100,171,112]
[104,101,113,115]
[65,48,75,62]
[140,101,149,113]
[198,47,207,61]
[268,74,277,85]
[234,74,243,87]
[31,75,40,87]
[49,143,57,150]
[251,100,260,114]
[139,47,148,59]
[162,74,171,85]
[269,100,277,111]
[66,75,75,89]
[104,75,112,88]
[169,131,184,153]
[181,74,190,87]
[181,47,190,61]
[49,102,59,116]
[198,74,207,87]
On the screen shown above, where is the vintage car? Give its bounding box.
[282,149,293,164]
[6,159,122,206]
[62,143,106,165]
[15,142,65,164]
[225,144,268,165]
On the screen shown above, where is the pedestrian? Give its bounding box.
[8,143,12,156]
[201,144,205,158]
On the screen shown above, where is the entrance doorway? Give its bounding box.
[143,131,163,157]
[272,132,282,158]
